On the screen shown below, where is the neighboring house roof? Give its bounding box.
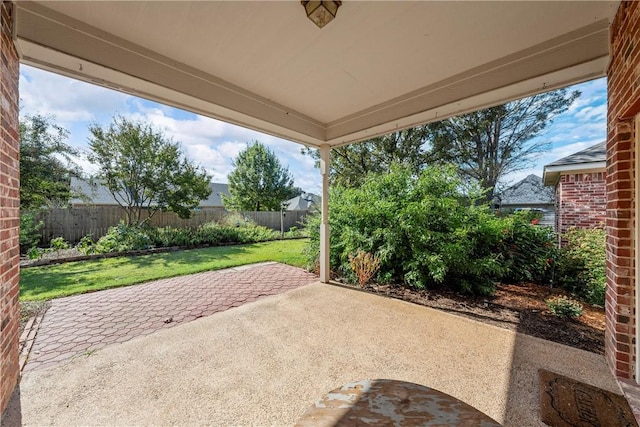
[70,177,114,205]
[543,141,606,186]
[70,177,229,207]
[205,183,232,207]
[497,174,554,206]
[285,193,320,211]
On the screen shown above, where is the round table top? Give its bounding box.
[295,379,501,427]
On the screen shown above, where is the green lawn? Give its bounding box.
[20,239,310,301]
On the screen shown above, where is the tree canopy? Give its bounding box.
[87,116,211,225]
[300,89,578,200]
[20,114,81,210]
[301,126,430,187]
[223,141,299,211]
[426,88,580,201]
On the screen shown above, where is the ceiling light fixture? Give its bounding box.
[301,1,342,28]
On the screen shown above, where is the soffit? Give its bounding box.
[16,1,618,147]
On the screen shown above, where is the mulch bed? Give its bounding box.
[362,282,604,354]
[20,246,605,355]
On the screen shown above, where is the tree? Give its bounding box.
[87,116,212,225]
[301,126,430,187]
[426,88,580,201]
[19,114,81,209]
[223,142,299,211]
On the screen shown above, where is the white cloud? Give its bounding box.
[22,66,605,198]
[129,108,229,142]
[216,141,248,160]
[574,104,607,122]
[73,155,100,177]
[19,65,132,125]
[566,78,607,114]
[122,106,321,191]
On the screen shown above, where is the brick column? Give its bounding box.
[606,1,640,380]
[0,0,20,417]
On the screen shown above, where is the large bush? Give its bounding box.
[149,218,277,248]
[306,165,559,295]
[556,226,606,306]
[95,223,154,253]
[307,166,510,295]
[496,212,557,284]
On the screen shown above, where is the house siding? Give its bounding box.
[607,0,640,385]
[555,172,607,237]
[0,1,20,418]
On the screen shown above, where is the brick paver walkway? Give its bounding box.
[24,262,317,371]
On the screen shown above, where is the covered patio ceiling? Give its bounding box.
[16,1,617,148]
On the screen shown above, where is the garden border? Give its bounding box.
[20,236,309,269]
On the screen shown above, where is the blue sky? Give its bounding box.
[19,64,607,194]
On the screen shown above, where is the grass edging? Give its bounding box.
[20,239,311,301]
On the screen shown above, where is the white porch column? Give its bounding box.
[319,144,330,283]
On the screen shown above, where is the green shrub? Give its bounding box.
[76,234,96,255]
[501,208,542,223]
[556,226,606,306]
[27,246,44,260]
[220,212,254,228]
[302,214,321,273]
[195,221,238,245]
[236,224,277,243]
[304,166,561,295]
[149,220,277,248]
[48,236,70,254]
[546,296,583,319]
[306,165,508,295]
[95,222,154,253]
[284,225,307,238]
[20,211,43,253]
[497,212,557,284]
[150,226,198,247]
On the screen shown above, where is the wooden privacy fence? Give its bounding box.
[37,207,311,244]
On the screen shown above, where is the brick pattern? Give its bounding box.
[555,172,607,236]
[24,263,318,371]
[0,1,20,418]
[606,1,640,381]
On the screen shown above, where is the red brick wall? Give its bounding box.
[607,1,640,380]
[0,1,20,417]
[555,172,607,237]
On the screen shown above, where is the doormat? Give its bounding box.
[540,369,638,427]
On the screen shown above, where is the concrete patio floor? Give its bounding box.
[12,281,619,426]
[23,262,317,371]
